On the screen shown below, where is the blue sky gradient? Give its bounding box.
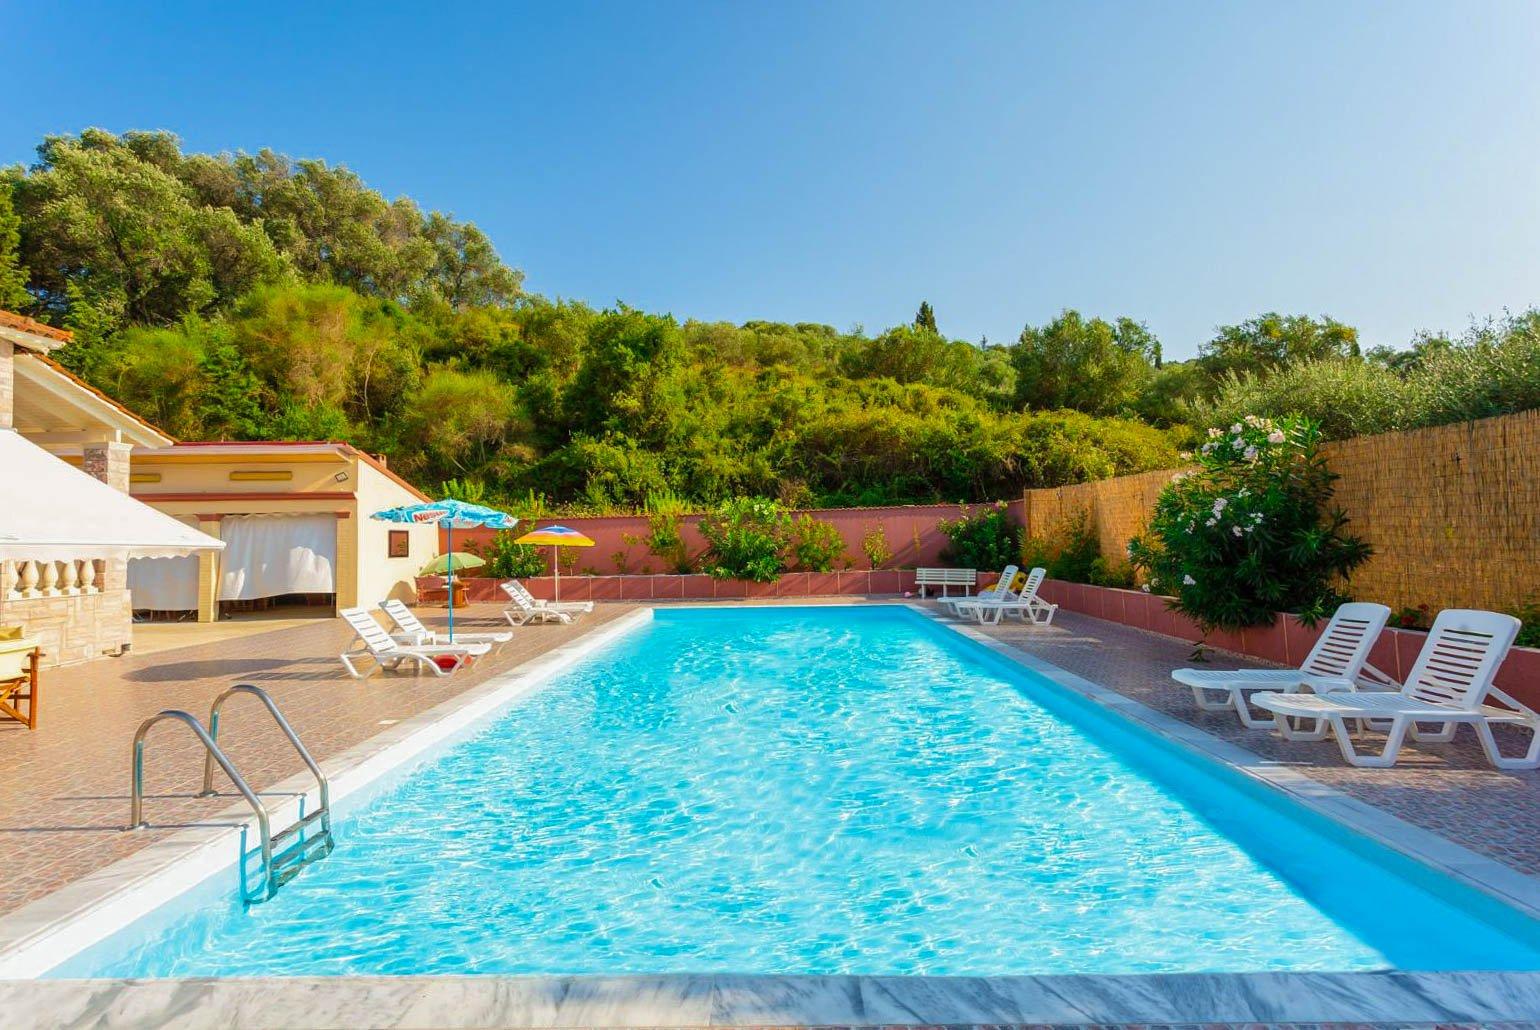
[9,1,1539,358]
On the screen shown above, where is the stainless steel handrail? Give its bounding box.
[200,685,331,838]
[129,710,275,899]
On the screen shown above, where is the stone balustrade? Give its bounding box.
[5,558,107,600]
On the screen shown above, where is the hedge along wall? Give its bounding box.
[1021,409,1540,615]
[448,499,1028,576]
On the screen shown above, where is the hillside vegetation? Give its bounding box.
[3,129,1537,511]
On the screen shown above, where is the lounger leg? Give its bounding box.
[1409,721,1457,743]
[1474,722,1540,770]
[339,651,372,680]
[1190,686,1235,713]
[1231,689,1281,729]
[1329,715,1411,768]
[1273,710,1331,742]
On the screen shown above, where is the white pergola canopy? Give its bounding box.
[0,429,223,561]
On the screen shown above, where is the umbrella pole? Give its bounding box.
[446,523,455,643]
[552,544,560,603]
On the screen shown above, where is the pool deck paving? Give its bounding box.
[3,598,1540,1027]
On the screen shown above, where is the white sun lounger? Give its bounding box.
[503,579,593,616]
[501,582,592,626]
[380,599,513,650]
[1171,602,1392,727]
[338,607,490,679]
[953,567,1057,626]
[941,565,1019,615]
[1252,609,1539,769]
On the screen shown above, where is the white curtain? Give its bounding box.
[127,517,201,611]
[218,514,337,601]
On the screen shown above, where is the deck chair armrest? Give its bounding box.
[1485,685,1540,722]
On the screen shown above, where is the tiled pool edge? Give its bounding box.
[4,969,1540,1027]
[917,605,1540,921]
[0,607,655,978]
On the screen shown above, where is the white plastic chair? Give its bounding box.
[338,607,489,679]
[1252,609,1539,769]
[1171,602,1392,727]
[380,599,512,650]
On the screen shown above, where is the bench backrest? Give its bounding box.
[915,568,976,584]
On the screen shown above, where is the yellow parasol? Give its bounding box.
[513,525,595,601]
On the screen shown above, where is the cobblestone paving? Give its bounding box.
[966,607,1540,878]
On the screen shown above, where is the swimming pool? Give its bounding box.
[48,606,1540,978]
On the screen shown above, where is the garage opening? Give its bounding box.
[217,513,337,617]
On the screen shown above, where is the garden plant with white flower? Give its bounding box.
[1127,415,1371,631]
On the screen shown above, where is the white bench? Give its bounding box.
[914,567,977,597]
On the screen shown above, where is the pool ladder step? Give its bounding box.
[130,684,333,906]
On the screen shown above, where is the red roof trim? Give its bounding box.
[0,309,72,343]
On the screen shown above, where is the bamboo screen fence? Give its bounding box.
[1021,409,1540,614]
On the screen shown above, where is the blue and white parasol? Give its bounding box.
[371,500,517,641]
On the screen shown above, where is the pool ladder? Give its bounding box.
[129,684,334,905]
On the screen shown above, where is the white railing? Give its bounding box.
[5,559,105,600]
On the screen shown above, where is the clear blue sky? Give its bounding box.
[9,1,1539,359]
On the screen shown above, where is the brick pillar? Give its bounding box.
[83,441,133,492]
[196,516,222,623]
[334,511,357,610]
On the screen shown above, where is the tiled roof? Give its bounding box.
[0,309,72,344]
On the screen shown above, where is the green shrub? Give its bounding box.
[471,530,547,579]
[1128,415,1371,630]
[641,489,694,573]
[1509,597,1540,650]
[1022,508,1135,587]
[1197,360,1408,440]
[790,514,848,572]
[861,525,893,569]
[938,502,1021,571]
[699,497,791,581]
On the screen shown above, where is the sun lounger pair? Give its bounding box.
[1173,603,1539,769]
[338,601,512,679]
[946,566,1058,626]
[501,581,593,626]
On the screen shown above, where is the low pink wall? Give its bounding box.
[443,501,1025,576]
[421,569,995,603]
[1038,579,1540,711]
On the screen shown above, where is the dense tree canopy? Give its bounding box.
[4,128,1536,513]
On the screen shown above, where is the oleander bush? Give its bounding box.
[1128,415,1371,631]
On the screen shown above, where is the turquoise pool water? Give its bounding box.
[59,606,1540,977]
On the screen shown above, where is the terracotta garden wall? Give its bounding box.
[446,500,1026,578]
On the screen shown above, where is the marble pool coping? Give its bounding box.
[3,601,1540,1026]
